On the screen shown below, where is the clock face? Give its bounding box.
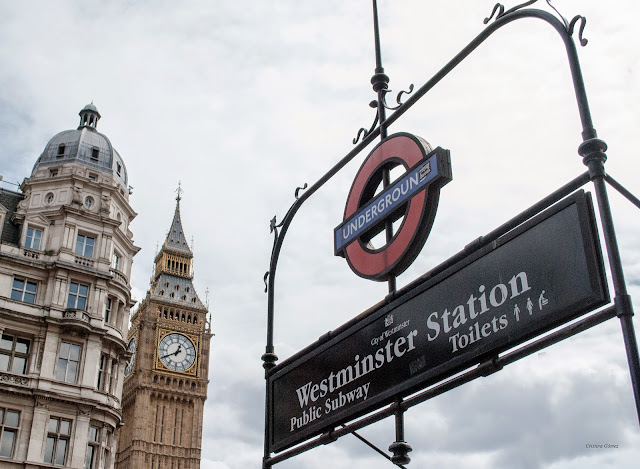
[157,333,196,372]
[124,337,136,377]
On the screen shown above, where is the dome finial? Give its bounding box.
[78,103,101,130]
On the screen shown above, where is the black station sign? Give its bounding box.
[268,190,608,453]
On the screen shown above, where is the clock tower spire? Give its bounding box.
[116,188,212,469]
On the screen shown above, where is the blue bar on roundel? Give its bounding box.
[334,153,439,253]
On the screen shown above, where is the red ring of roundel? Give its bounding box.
[343,133,432,280]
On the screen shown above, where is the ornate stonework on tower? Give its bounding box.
[116,189,212,469]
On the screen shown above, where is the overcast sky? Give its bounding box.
[1,1,640,468]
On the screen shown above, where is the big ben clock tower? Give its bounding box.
[116,189,212,469]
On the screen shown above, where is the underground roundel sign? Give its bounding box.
[334,133,452,281]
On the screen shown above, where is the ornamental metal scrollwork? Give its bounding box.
[569,15,588,46]
[265,183,309,293]
[353,83,414,145]
[382,84,415,111]
[294,183,308,200]
[484,1,537,24]
[353,101,379,145]
[484,1,588,47]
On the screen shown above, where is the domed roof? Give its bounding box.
[31,104,128,189]
[81,102,100,115]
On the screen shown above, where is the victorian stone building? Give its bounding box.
[0,104,139,468]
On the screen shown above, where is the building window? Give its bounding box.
[85,425,100,468]
[88,173,98,182]
[67,282,89,310]
[116,162,122,176]
[0,334,30,375]
[0,408,20,458]
[45,192,55,205]
[75,234,94,257]
[111,253,120,271]
[104,297,112,323]
[84,197,94,209]
[25,227,43,250]
[56,342,81,383]
[96,354,106,391]
[57,144,65,157]
[11,278,37,304]
[108,361,117,394]
[102,428,113,468]
[44,417,71,465]
[50,169,58,177]
[91,148,99,160]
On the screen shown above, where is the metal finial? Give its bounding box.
[371,0,389,139]
[176,181,183,202]
[372,0,384,74]
[371,0,389,93]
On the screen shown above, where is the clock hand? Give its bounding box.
[160,345,182,359]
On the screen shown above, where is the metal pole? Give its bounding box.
[580,140,640,422]
[371,0,397,294]
[389,398,412,465]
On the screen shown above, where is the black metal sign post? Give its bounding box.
[263,2,640,467]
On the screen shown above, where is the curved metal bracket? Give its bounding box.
[353,84,415,145]
[353,101,380,145]
[382,84,415,111]
[568,15,588,46]
[265,183,309,294]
